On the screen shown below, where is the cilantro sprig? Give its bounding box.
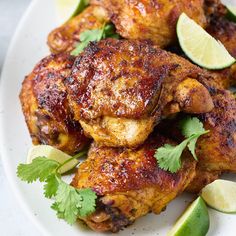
[17,151,97,225]
[71,23,120,56]
[155,117,209,173]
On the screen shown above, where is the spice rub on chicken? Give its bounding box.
[72,132,196,232]
[90,0,206,47]
[19,53,89,154]
[48,5,109,54]
[65,39,214,147]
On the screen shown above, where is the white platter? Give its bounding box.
[0,0,236,235]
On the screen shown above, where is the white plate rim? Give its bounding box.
[0,0,49,235]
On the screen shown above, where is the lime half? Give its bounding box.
[55,0,89,23]
[201,179,236,213]
[27,145,79,174]
[168,197,209,236]
[177,13,235,70]
[226,6,236,23]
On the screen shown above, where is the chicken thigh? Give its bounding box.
[204,0,236,87]
[90,0,206,47]
[65,39,214,147]
[72,132,196,232]
[19,53,89,154]
[156,88,236,191]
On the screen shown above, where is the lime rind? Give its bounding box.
[168,197,209,236]
[27,145,79,174]
[177,13,236,70]
[226,6,236,23]
[69,0,89,20]
[201,179,236,213]
[55,0,89,23]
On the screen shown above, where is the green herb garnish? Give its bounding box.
[17,151,97,225]
[155,117,209,173]
[71,23,120,56]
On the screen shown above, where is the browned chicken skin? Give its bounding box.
[19,53,89,154]
[90,0,206,47]
[47,5,109,54]
[66,39,214,147]
[157,86,236,191]
[204,0,236,87]
[186,167,221,193]
[196,89,236,172]
[72,133,196,232]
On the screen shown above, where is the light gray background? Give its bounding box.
[0,1,41,235]
[0,0,235,236]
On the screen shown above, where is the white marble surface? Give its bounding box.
[0,1,41,235]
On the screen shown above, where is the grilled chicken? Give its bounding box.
[205,11,236,87]
[157,86,236,191]
[186,167,221,193]
[203,0,236,88]
[19,53,89,154]
[196,89,236,172]
[47,5,109,54]
[90,0,206,47]
[20,1,236,232]
[72,132,196,232]
[65,39,214,147]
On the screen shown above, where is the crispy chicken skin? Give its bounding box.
[65,39,214,147]
[204,0,236,87]
[90,0,206,47]
[206,16,236,87]
[19,53,89,154]
[47,6,109,54]
[186,167,221,193]
[157,88,236,189]
[196,89,236,172]
[72,133,196,232]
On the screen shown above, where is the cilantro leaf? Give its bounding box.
[71,23,120,56]
[52,177,97,224]
[17,149,97,225]
[187,136,199,160]
[179,116,206,138]
[54,178,83,225]
[155,117,209,173]
[44,174,59,198]
[180,117,209,160]
[71,29,103,56]
[51,202,64,219]
[78,188,97,217]
[17,157,59,183]
[155,140,188,173]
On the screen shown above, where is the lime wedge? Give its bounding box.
[201,179,236,213]
[27,145,79,174]
[226,6,236,23]
[55,0,89,23]
[168,197,209,236]
[177,13,235,70]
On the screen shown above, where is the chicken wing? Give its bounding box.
[47,5,109,54]
[19,53,89,154]
[65,39,214,147]
[90,0,206,47]
[72,132,196,232]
